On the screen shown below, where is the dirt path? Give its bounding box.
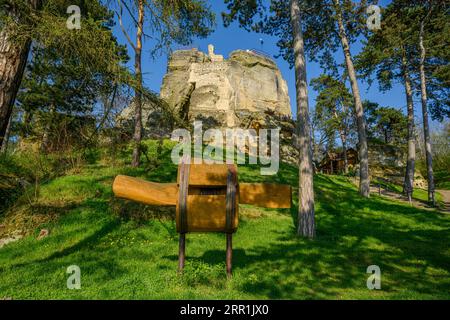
[368,184,450,213]
[347,176,448,213]
[369,186,438,211]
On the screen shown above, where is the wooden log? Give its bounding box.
[113,176,292,209]
[176,195,239,233]
[177,164,232,187]
[112,175,178,206]
[239,183,292,209]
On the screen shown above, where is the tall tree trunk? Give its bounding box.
[131,0,145,167]
[419,20,435,205]
[0,32,31,149]
[340,132,348,174]
[0,0,41,149]
[333,0,370,197]
[311,120,317,163]
[334,108,348,174]
[1,115,11,154]
[402,54,416,203]
[290,0,315,238]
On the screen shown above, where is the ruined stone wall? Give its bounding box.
[117,46,296,165]
[160,46,292,129]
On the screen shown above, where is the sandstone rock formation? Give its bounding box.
[160,45,292,128]
[117,45,298,165]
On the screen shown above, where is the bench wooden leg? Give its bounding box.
[226,233,232,278]
[178,233,186,273]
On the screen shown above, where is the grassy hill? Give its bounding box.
[0,140,449,299]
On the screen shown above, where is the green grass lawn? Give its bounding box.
[0,141,449,299]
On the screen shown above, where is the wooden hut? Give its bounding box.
[318,148,358,174]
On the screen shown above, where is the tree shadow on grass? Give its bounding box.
[0,199,121,268]
[3,159,449,299]
[159,173,450,299]
[2,220,121,271]
[191,223,449,299]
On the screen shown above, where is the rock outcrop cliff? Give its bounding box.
[160,45,292,128]
[117,45,298,165]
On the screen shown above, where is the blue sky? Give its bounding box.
[111,0,431,128]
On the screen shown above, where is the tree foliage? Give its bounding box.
[363,101,408,145]
[311,74,355,147]
[1,0,128,77]
[0,0,131,150]
[223,0,372,73]
[356,0,449,121]
[114,0,216,57]
[113,0,215,167]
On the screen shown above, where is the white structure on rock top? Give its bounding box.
[207,44,224,62]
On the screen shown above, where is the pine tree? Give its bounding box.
[114,0,215,167]
[331,0,371,197]
[357,4,417,201]
[357,0,449,204]
[0,0,126,148]
[16,42,125,151]
[223,0,316,237]
[409,0,448,205]
[363,102,408,146]
[311,74,354,173]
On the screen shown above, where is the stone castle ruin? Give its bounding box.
[119,45,294,135]
[117,45,298,164]
[159,45,292,129]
